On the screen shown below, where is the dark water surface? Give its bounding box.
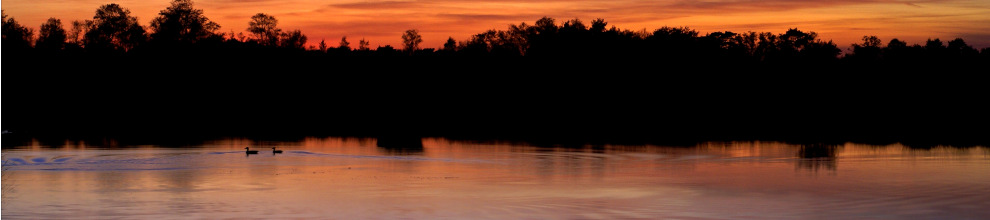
[2,137,988,219]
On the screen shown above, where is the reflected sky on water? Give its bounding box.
[3,137,989,219]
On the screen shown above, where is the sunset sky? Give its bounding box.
[3,0,989,51]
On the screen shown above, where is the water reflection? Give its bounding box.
[796,143,840,172]
[2,137,989,219]
[376,136,425,155]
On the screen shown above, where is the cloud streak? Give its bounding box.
[329,1,427,10]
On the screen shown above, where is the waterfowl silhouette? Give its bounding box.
[245,147,259,154]
[272,147,283,154]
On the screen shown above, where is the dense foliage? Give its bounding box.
[3,2,988,145]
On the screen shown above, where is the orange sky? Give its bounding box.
[3,0,989,51]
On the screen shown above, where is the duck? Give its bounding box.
[245,147,259,154]
[272,147,283,154]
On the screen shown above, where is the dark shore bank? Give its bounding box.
[4,56,987,149]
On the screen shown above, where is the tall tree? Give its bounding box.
[247,13,280,46]
[318,38,327,52]
[83,4,147,52]
[68,20,86,45]
[402,29,423,53]
[36,18,68,51]
[149,0,219,44]
[358,38,370,51]
[339,36,350,51]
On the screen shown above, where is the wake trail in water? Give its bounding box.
[1,149,491,171]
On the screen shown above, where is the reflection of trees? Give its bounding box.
[517,145,608,181]
[796,143,838,172]
[376,136,424,155]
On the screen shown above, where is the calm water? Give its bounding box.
[2,137,988,219]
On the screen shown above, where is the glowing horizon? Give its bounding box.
[3,0,989,51]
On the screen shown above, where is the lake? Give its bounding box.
[2,137,988,219]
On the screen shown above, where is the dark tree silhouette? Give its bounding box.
[36,18,67,52]
[4,9,987,67]
[280,29,307,49]
[149,0,220,45]
[750,28,841,62]
[651,26,697,42]
[648,26,700,59]
[402,29,423,53]
[83,4,147,53]
[946,38,979,58]
[2,10,35,52]
[923,38,947,59]
[534,17,557,34]
[887,38,907,48]
[377,45,396,55]
[318,38,328,52]
[925,38,945,50]
[68,20,86,46]
[526,17,559,56]
[358,38,370,51]
[561,18,587,31]
[589,18,607,33]
[248,13,280,46]
[462,29,525,56]
[860,35,882,47]
[703,31,755,61]
[4,8,990,147]
[880,38,914,61]
[338,36,350,51]
[556,18,590,55]
[849,35,882,61]
[442,37,457,52]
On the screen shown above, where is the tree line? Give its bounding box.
[4,0,988,63]
[4,0,988,147]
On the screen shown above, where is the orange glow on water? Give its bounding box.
[3,137,989,218]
